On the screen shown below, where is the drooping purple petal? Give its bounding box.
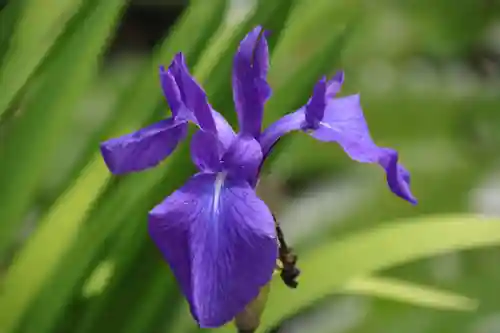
[148,183,198,322]
[221,135,263,184]
[378,149,415,204]
[232,26,271,139]
[191,173,277,327]
[100,118,188,175]
[326,70,344,98]
[304,77,327,128]
[310,94,417,204]
[160,66,189,120]
[149,173,277,328]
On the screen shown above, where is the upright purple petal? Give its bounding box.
[168,54,187,104]
[232,26,271,139]
[160,66,186,119]
[190,112,238,173]
[310,94,417,204]
[165,53,236,147]
[221,135,263,183]
[326,70,344,98]
[168,52,243,172]
[259,76,330,159]
[304,77,327,128]
[212,110,237,151]
[190,131,222,172]
[173,53,217,133]
[100,118,187,175]
[149,173,277,328]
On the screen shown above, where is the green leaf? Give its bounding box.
[216,275,477,333]
[73,237,179,333]
[65,181,182,333]
[0,2,127,331]
[257,214,499,330]
[70,213,156,333]
[166,301,198,333]
[0,0,84,118]
[0,1,229,332]
[12,167,181,333]
[0,0,127,257]
[0,0,25,66]
[119,264,180,333]
[0,159,111,333]
[342,276,478,311]
[264,0,360,124]
[81,260,115,299]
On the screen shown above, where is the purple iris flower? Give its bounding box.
[99,26,417,328]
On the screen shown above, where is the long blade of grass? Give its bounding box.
[0,0,85,118]
[264,0,360,124]
[0,0,25,66]
[342,276,478,311]
[0,0,127,257]
[258,214,500,330]
[0,0,127,329]
[216,274,478,333]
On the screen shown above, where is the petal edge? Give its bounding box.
[100,118,187,175]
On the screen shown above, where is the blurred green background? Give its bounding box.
[1,0,500,332]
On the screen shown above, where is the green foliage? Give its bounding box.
[0,0,498,332]
[260,215,500,330]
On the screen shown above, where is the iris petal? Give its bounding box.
[221,135,263,183]
[259,109,305,158]
[190,131,221,172]
[259,76,329,159]
[326,70,344,98]
[100,118,187,175]
[149,173,277,328]
[232,26,271,139]
[304,77,327,128]
[212,110,237,150]
[190,113,237,173]
[165,53,238,171]
[171,53,217,133]
[148,182,197,321]
[310,94,417,204]
[159,66,188,119]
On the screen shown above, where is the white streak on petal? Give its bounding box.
[212,172,227,215]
